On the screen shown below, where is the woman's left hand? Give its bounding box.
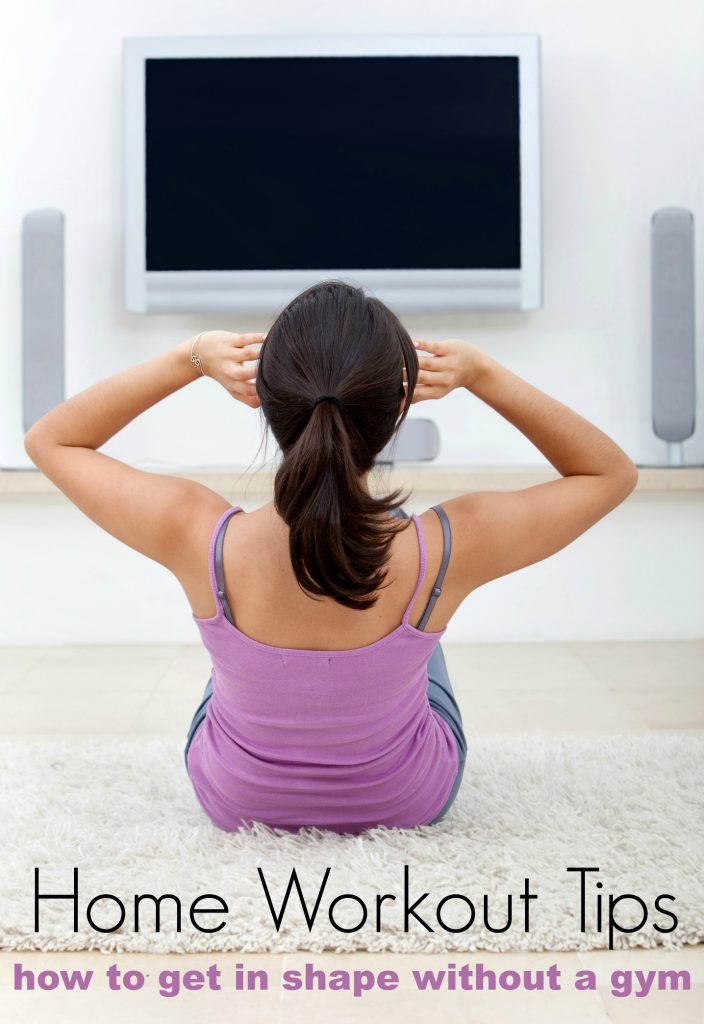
[188,331,265,408]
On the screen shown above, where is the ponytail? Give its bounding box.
[274,397,410,609]
[257,279,418,610]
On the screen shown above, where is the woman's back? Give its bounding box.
[190,501,461,648]
[186,505,461,834]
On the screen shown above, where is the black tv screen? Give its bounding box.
[145,55,520,273]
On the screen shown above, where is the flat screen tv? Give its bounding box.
[123,34,542,313]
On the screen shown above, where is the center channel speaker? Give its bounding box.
[376,418,440,465]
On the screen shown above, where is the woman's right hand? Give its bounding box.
[406,337,489,403]
[187,330,265,408]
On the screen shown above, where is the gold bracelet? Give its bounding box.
[190,332,206,376]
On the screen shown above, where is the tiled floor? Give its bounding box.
[1,640,703,1022]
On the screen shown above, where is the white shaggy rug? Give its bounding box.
[0,733,702,954]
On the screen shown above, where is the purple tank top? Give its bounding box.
[187,506,458,834]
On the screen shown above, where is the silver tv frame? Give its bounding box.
[123,33,542,314]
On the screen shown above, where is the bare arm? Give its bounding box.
[468,351,637,481]
[410,339,638,592]
[23,332,263,570]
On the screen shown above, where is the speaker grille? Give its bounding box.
[651,207,695,443]
[22,208,65,431]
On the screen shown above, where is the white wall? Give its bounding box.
[0,490,702,645]
[1,1,703,642]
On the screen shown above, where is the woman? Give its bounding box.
[24,280,638,834]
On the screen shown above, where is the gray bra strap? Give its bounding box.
[414,505,452,631]
[214,505,450,632]
[214,512,238,625]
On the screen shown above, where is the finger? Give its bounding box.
[235,392,260,408]
[411,384,443,402]
[229,333,266,351]
[414,338,443,356]
[234,340,265,363]
[231,379,257,392]
[422,370,452,387]
[415,355,440,372]
[242,392,261,408]
[403,374,437,389]
[228,360,260,380]
[232,345,263,362]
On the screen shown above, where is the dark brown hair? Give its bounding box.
[256,279,418,610]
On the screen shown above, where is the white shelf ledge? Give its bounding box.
[1,464,702,499]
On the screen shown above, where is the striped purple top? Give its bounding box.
[187,506,458,834]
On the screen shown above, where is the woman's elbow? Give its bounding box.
[615,462,639,500]
[24,425,50,466]
[625,463,639,492]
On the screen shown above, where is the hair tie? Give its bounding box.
[312,394,341,409]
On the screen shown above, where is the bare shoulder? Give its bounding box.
[23,440,236,574]
[168,480,234,567]
[163,481,238,616]
[404,505,471,629]
[431,473,637,597]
